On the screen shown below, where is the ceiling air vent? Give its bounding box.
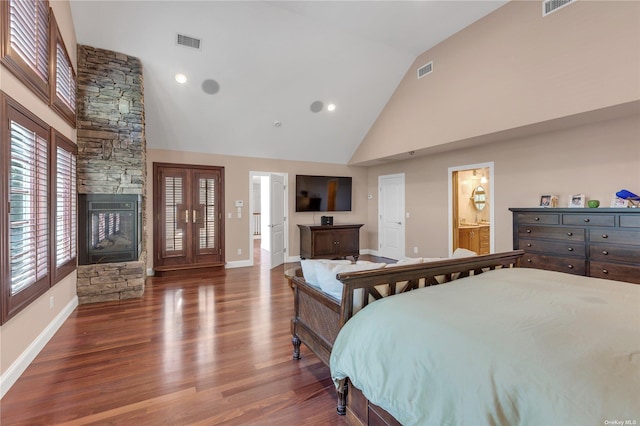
[417,61,433,79]
[177,33,201,50]
[543,0,574,16]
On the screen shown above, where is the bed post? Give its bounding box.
[292,332,301,360]
[336,378,347,415]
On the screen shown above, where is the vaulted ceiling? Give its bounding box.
[69,1,508,164]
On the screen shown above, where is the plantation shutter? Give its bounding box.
[8,0,49,82]
[55,42,75,113]
[9,120,49,295]
[56,145,77,268]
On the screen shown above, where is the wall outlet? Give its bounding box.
[237,248,242,255]
[49,296,54,309]
[228,212,232,219]
[413,247,418,254]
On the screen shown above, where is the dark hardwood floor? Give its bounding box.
[0,241,352,425]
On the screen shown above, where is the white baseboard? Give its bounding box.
[0,295,78,399]
[225,259,253,269]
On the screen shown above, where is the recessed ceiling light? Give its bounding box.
[327,103,336,112]
[175,73,188,84]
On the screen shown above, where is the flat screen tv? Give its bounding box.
[295,175,352,212]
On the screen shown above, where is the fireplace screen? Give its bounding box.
[79,194,141,264]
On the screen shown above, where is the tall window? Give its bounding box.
[50,12,76,126]
[1,93,51,322]
[53,130,77,281]
[1,0,50,102]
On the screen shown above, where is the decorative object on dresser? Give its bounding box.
[298,224,363,261]
[510,208,640,284]
[587,199,600,208]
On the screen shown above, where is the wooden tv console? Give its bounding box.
[298,224,363,261]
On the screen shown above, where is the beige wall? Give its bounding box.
[366,114,640,258]
[146,150,368,270]
[351,0,640,164]
[0,1,78,377]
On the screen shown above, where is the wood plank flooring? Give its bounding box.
[0,243,352,425]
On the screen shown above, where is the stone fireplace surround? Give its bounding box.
[76,45,147,304]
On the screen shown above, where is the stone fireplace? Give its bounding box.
[76,45,147,304]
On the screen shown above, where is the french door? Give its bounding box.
[153,163,225,270]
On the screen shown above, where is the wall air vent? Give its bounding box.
[543,0,574,16]
[177,33,201,50]
[417,61,433,79]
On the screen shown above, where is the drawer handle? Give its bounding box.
[602,234,608,239]
[526,229,532,233]
[527,259,532,263]
[602,250,608,255]
[568,265,574,269]
[534,217,540,221]
[584,218,590,223]
[602,269,608,274]
[527,243,532,247]
[568,247,573,251]
[567,232,573,236]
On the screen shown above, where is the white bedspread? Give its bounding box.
[330,268,640,426]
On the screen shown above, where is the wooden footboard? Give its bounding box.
[289,250,524,423]
[289,250,524,368]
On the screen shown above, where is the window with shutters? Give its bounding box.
[50,12,76,127]
[53,130,77,282]
[1,0,51,103]
[1,92,51,323]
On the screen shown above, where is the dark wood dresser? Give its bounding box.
[298,224,363,261]
[510,208,640,284]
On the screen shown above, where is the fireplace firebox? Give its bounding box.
[78,194,142,265]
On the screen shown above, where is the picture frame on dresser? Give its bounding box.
[610,197,629,208]
[569,194,585,208]
[540,194,558,207]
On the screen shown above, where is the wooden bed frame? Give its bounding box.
[288,250,524,425]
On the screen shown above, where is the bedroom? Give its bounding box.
[1,0,639,423]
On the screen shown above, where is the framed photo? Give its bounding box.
[540,194,558,207]
[569,194,585,208]
[610,197,629,208]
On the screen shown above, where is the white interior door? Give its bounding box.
[378,173,405,260]
[269,174,286,268]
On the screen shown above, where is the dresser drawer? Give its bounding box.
[518,226,585,241]
[589,244,640,264]
[515,213,559,225]
[520,253,586,275]
[562,214,615,227]
[589,261,640,284]
[620,214,640,228]
[588,229,640,245]
[519,239,585,257]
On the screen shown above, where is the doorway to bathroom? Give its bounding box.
[448,162,494,256]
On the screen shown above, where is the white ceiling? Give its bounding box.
[69,0,508,165]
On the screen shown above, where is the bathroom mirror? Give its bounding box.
[472,185,486,211]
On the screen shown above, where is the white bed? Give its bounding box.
[330,267,640,425]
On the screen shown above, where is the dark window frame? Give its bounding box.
[1,91,52,324]
[52,129,77,283]
[49,11,76,127]
[0,0,51,104]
